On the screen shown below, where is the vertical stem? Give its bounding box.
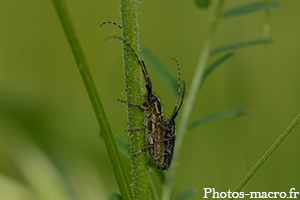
[51,0,134,199]
[120,0,149,199]
[161,1,226,200]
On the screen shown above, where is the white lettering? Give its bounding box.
[250,192,261,198]
[239,192,244,198]
[232,192,239,198]
[290,188,295,198]
[212,188,219,198]
[268,192,274,198]
[227,189,232,199]
[261,192,267,198]
[203,188,212,198]
[273,192,279,198]
[220,192,226,198]
[279,192,286,198]
[202,187,299,198]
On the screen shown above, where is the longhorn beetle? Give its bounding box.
[102,23,165,167]
[131,58,185,169]
[150,58,185,170]
[101,21,184,170]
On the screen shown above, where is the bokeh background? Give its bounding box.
[1,0,299,199]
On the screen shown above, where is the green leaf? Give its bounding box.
[220,2,280,18]
[99,131,130,158]
[141,47,179,95]
[173,188,198,200]
[210,37,273,55]
[188,108,250,130]
[202,52,234,84]
[194,0,210,9]
[109,193,123,200]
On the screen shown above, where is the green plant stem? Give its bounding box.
[161,1,226,200]
[51,1,134,199]
[227,113,300,200]
[120,0,149,199]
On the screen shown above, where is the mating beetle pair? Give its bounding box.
[101,21,185,170]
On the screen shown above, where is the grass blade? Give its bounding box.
[220,2,280,18]
[141,47,179,95]
[188,108,250,130]
[202,52,234,84]
[173,188,198,200]
[227,113,300,200]
[51,1,133,199]
[210,37,273,55]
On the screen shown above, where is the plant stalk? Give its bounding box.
[51,0,134,199]
[161,1,226,199]
[120,0,150,199]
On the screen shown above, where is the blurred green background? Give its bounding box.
[0,0,299,199]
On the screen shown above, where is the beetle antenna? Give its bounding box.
[100,21,122,29]
[104,35,152,93]
[170,58,185,119]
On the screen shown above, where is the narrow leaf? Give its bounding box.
[173,188,198,200]
[228,113,300,200]
[210,37,273,55]
[202,52,234,83]
[194,0,210,9]
[188,108,250,130]
[141,47,179,95]
[220,2,280,18]
[99,131,130,158]
[109,193,123,200]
